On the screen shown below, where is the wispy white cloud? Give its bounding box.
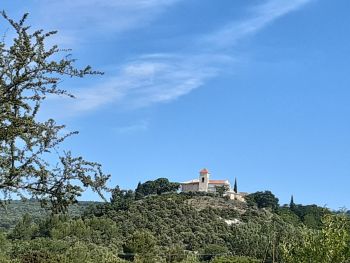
[3,0,313,113]
[201,0,312,49]
[63,54,231,113]
[40,0,312,115]
[33,0,182,46]
[69,0,312,112]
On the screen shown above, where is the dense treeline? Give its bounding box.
[0,200,96,230]
[0,180,349,263]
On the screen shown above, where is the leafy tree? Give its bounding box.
[0,231,11,260]
[215,185,229,197]
[8,213,38,240]
[0,12,109,212]
[179,254,200,263]
[135,178,179,198]
[246,191,279,210]
[135,182,143,200]
[123,230,159,262]
[211,256,260,263]
[291,204,330,229]
[281,214,350,263]
[201,244,229,261]
[164,244,187,262]
[110,186,135,210]
[277,207,300,226]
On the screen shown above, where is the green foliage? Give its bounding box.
[8,214,38,240]
[135,178,180,199]
[0,231,12,261]
[0,200,97,231]
[277,206,301,226]
[123,230,159,263]
[211,256,260,263]
[110,186,135,210]
[8,238,127,263]
[0,189,347,263]
[290,204,330,229]
[0,12,109,213]
[281,214,350,263]
[201,244,229,261]
[179,254,200,263]
[246,191,279,210]
[215,185,229,197]
[163,244,188,262]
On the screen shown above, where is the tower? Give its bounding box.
[198,168,210,192]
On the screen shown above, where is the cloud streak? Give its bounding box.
[201,0,312,49]
[72,0,312,112]
[32,0,183,46]
[41,0,312,114]
[64,54,230,113]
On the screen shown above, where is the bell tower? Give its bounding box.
[198,168,210,192]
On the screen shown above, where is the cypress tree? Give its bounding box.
[290,195,296,210]
[233,178,238,193]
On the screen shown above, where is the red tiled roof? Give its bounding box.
[209,180,228,184]
[200,168,209,174]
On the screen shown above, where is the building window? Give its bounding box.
[202,177,205,183]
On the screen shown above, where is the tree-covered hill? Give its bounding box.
[0,200,98,230]
[0,184,348,262]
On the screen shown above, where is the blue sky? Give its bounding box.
[2,0,350,209]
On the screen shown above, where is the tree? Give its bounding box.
[290,204,330,229]
[110,186,134,210]
[135,182,144,200]
[8,213,38,240]
[289,195,295,210]
[123,230,159,263]
[233,178,237,193]
[211,256,260,263]
[201,244,229,261]
[135,178,179,198]
[281,214,350,263]
[246,191,279,210]
[180,254,200,263]
[215,185,229,197]
[0,12,109,212]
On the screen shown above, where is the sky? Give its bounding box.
[1,0,350,209]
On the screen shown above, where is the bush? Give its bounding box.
[211,256,260,263]
[201,244,229,261]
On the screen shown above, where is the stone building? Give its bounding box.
[180,168,247,201]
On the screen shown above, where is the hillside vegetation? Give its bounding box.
[1,180,348,263]
[0,200,96,230]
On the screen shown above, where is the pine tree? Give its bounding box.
[233,178,238,193]
[0,12,109,213]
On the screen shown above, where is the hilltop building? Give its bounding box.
[180,168,247,201]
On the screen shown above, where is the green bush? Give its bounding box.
[211,256,260,263]
[201,244,229,261]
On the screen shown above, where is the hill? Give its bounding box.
[0,200,98,230]
[0,186,346,263]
